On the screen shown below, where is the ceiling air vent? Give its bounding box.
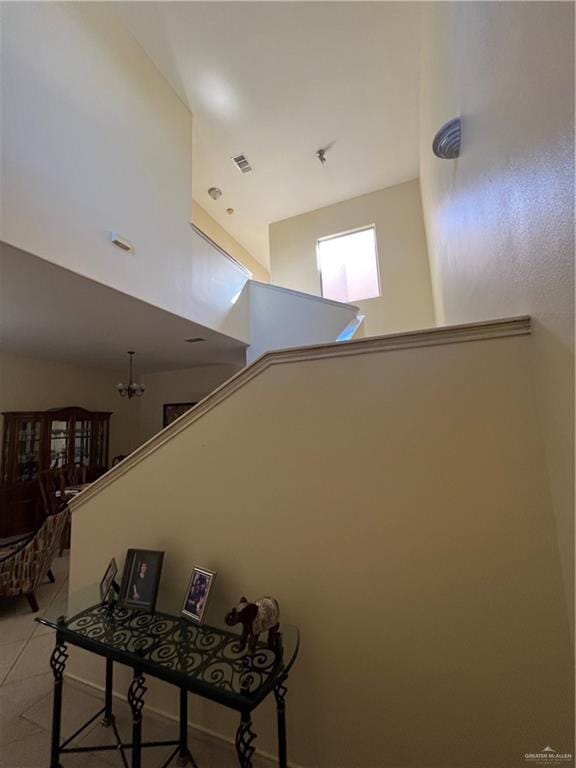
[232,154,253,174]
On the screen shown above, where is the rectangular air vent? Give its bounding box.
[232,154,253,174]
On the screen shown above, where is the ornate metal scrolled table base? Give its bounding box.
[236,712,257,768]
[41,602,298,768]
[274,679,288,768]
[128,668,147,768]
[48,656,198,768]
[49,633,69,768]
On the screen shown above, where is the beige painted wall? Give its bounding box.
[69,333,572,767]
[269,180,436,336]
[0,355,239,475]
[0,354,141,464]
[192,202,270,283]
[0,2,249,340]
[419,2,575,629]
[140,364,242,443]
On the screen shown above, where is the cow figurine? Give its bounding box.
[225,596,280,655]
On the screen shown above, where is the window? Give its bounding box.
[317,226,380,303]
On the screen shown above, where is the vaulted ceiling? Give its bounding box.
[117,2,421,268]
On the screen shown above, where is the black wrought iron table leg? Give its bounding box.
[128,667,147,768]
[235,711,256,768]
[101,657,114,727]
[274,680,288,768]
[176,686,197,767]
[49,632,68,768]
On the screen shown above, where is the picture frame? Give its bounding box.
[181,566,216,624]
[163,402,197,428]
[100,558,118,602]
[119,549,164,611]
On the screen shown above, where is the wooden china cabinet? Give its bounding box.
[0,407,111,537]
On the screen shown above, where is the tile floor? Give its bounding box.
[0,555,272,767]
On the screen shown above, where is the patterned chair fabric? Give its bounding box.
[0,507,69,599]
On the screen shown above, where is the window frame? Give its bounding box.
[316,224,381,304]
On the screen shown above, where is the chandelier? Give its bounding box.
[116,351,145,399]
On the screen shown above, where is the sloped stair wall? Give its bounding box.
[68,318,572,768]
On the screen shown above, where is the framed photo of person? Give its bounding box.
[100,558,118,602]
[181,566,216,623]
[119,549,164,611]
[163,402,197,428]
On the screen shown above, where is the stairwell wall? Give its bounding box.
[245,281,359,364]
[68,330,572,767]
[269,180,436,337]
[419,1,575,631]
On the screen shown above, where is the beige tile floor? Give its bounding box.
[0,555,273,768]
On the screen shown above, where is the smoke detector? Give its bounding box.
[231,154,253,174]
[208,187,222,200]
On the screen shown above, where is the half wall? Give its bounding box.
[68,318,572,767]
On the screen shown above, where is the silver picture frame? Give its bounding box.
[181,566,216,623]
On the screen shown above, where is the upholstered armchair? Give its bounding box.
[0,507,69,611]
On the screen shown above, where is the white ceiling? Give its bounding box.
[0,244,246,373]
[117,2,421,268]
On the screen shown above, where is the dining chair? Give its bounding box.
[0,507,69,612]
[38,470,70,555]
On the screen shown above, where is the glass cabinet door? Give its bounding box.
[93,419,108,471]
[73,418,92,467]
[1,409,111,489]
[16,419,42,481]
[50,419,70,468]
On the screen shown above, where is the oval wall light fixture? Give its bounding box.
[432,117,461,159]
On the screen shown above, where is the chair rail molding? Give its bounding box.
[69,316,530,512]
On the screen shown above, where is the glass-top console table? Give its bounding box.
[37,585,299,768]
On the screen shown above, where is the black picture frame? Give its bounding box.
[100,558,118,602]
[181,566,216,624]
[119,549,164,611]
[163,402,197,428]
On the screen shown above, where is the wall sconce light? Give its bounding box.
[432,118,461,159]
[110,232,134,253]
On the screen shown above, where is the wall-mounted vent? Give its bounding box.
[232,154,253,174]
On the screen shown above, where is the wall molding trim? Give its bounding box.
[69,315,530,513]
